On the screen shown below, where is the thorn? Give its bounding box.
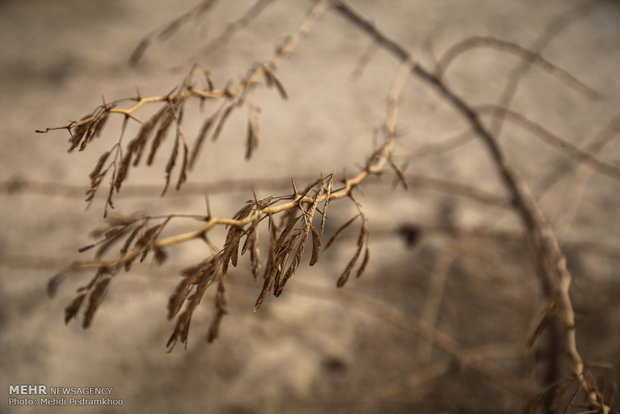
[251,186,259,205]
[291,178,298,197]
[204,193,212,219]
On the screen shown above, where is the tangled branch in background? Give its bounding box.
[32,0,620,412]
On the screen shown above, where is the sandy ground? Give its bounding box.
[1,0,620,413]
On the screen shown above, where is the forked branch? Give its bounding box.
[329,0,612,411]
[36,0,330,216]
[46,0,418,353]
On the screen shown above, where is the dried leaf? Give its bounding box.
[263,65,288,100]
[158,19,182,41]
[136,224,163,248]
[337,247,361,288]
[66,113,94,152]
[277,213,301,244]
[206,279,227,343]
[136,224,163,262]
[162,134,180,196]
[181,254,222,282]
[48,267,77,297]
[64,293,87,324]
[245,111,259,160]
[78,244,96,253]
[80,111,109,151]
[320,175,334,238]
[147,106,175,166]
[95,226,132,259]
[168,255,219,349]
[356,246,370,278]
[189,111,218,169]
[241,224,255,255]
[153,246,168,265]
[120,221,146,256]
[250,230,261,279]
[89,151,111,182]
[325,214,359,250]
[550,377,576,411]
[176,142,189,190]
[527,297,559,348]
[309,226,321,266]
[130,107,167,167]
[388,157,408,190]
[261,216,278,280]
[232,202,254,221]
[211,104,235,142]
[206,311,224,342]
[254,272,275,311]
[274,231,300,295]
[203,69,215,91]
[222,227,243,274]
[337,221,367,287]
[168,277,194,320]
[83,277,111,328]
[129,38,151,66]
[114,151,132,192]
[167,310,192,350]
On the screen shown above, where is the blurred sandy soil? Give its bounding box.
[1,0,620,413]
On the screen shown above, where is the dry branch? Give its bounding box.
[39,0,421,351]
[329,0,612,410]
[37,0,330,216]
[23,1,619,411]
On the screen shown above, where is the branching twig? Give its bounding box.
[435,35,603,101]
[329,0,611,410]
[37,0,330,216]
[41,0,425,351]
[477,105,620,181]
[485,2,598,139]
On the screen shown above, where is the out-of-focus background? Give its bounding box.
[1,0,620,413]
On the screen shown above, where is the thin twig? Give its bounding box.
[435,35,602,101]
[0,173,511,207]
[417,247,457,363]
[477,105,620,181]
[485,2,598,138]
